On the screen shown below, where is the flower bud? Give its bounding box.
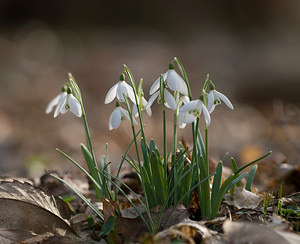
[61,85,67,92]
[168,62,175,70]
[67,87,72,94]
[120,73,125,81]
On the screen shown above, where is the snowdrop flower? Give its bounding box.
[132,93,152,117]
[45,85,67,114]
[179,96,211,126]
[109,101,138,130]
[105,74,136,104]
[146,87,177,111]
[149,62,188,96]
[177,96,195,129]
[207,83,234,113]
[53,87,82,118]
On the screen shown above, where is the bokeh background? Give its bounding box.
[0,1,299,191]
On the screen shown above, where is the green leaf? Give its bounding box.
[211,162,223,208]
[226,172,248,191]
[51,174,104,220]
[230,157,241,187]
[81,144,103,199]
[245,164,258,191]
[99,215,116,236]
[97,170,153,232]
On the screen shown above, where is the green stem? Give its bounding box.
[163,105,167,176]
[205,127,209,173]
[173,110,178,158]
[81,109,102,200]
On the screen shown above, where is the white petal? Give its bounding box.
[179,100,199,113]
[178,79,189,96]
[215,90,234,110]
[126,84,136,104]
[149,77,160,95]
[166,70,188,96]
[202,103,211,126]
[142,97,152,116]
[182,96,190,104]
[116,81,128,101]
[207,91,215,113]
[150,72,167,95]
[164,90,177,110]
[145,105,152,116]
[68,94,82,117]
[146,91,159,109]
[166,70,180,91]
[54,93,67,118]
[105,83,118,104]
[120,107,138,125]
[109,108,122,130]
[178,112,186,128]
[60,107,68,114]
[46,93,63,114]
[132,104,138,117]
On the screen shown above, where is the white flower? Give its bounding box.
[150,63,188,96]
[207,86,234,113]
[109,104,138,130]
[177,96,195,129]
[146,89,177,111]
[45,86,67,114]
[132,96,152,117]
[105,74,135,104]
[53,88,82,118]
[179,98,211,126]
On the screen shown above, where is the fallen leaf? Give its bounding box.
[0,180,76,242]
[102,196,118,222]
[224,187,262,209]
[154,220,216,244]
[223,220,300,244]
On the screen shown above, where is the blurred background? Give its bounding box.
[0,0,299,191]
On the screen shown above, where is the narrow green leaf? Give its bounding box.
[51,174,104,220]
[230,157,241,187]
[245,164,258,191]
[226,172,248,191]
[234,151,271,175]
[211,162,223,208]
[99,215,116,236]
[97,170,153,232]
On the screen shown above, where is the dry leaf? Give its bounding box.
[154,220,216,244]
[116,204,189,242]
[0,180,76,243]
[224,187,262,209]
[102,196,118,222]
[223,220,300,244]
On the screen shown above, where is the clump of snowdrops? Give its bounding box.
[46,57,270,234]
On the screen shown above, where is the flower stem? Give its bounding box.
[173,110,178,158]
[81,109,102,200]
[163,104,167,176]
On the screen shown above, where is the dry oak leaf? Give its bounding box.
[0,180,76,243]
[224,187,262,209]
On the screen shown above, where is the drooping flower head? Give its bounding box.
[149,62,188,96]
[105,74,136,104]
[109,101,138,130]
[177,96,195,129]
[146,74,177,111]
[53,87,82,118]
[207,82,234,113]
[132,91,152,117]
[45,85,67,114]
[179,94,211,126]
